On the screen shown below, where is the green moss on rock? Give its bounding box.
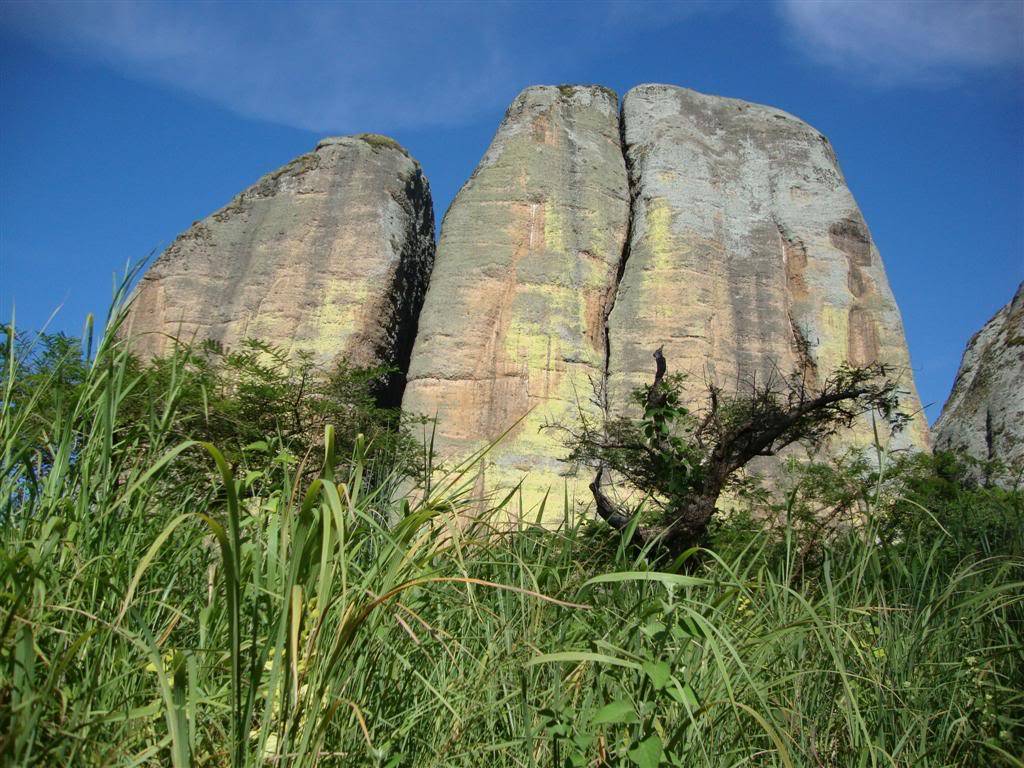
[356,133,409,157]
[555,84,619,104]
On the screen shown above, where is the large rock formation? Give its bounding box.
[404,83,928,519]
[123,134,435,403]
[935,283,1024,486]
[607,85,930,457]
[124,82,933,518]
[402,85,631,513]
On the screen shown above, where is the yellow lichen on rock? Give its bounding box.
[403,85,630,522]
[608,84,930,473]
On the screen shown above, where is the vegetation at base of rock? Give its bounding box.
[2,300,1022,767]
[5,329,418,490]
[566,355,909,555]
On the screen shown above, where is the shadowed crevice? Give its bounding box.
[374,166,436,408]
[599,98,639,416]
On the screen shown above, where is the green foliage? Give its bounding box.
[876,450,1024,560]
[568,373,706,507]
[0,330,90,460]
[133,337,417,484]
[1,293,1022,766]
[4,329,417,494]
[709,448,1024,578]
[567,362,908,549]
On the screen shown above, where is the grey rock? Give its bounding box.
[125,82,936,513]
[935,283,1024,486]
[123,134,434,403]
[607,85,931,461]
[402,85,630,517]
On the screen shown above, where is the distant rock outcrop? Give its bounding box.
[402,85,630,510]
[935,283,1024,486]
[607,85,930,456]
[123,134,434,404]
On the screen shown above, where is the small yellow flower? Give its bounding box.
[145,651,176,674]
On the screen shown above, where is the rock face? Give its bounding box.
[124,135,435,404]
[406,84,929,519]
[935,283,1024,486]
[126,82,933,517]
[607,85,930,456]
[402,86,631,513]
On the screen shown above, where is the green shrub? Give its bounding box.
[877,450,1024,560]
[3,328,419,498]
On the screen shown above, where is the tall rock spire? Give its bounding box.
[402,85,631,516]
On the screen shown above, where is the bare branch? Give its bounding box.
[567,347,906,558]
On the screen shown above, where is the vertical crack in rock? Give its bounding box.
[374,165,436,407]
[788,312,819,384]
[600,102,638,418]
[984,408,995,462]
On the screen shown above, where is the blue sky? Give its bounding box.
[1,0,1022,423]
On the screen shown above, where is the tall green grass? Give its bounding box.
[1,297,1021,766]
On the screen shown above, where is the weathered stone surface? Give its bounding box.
[123,134,434,403]
[127,81,935,514]
[934,283,1024,485]
[607,85,930,461]
[402,85,630,516]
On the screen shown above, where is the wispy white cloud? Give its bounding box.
[0,1,705,133]
[2,2,506,132]
[778,0,1024,85]
[5,1,1015,135]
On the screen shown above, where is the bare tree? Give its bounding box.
[568,350,909,557]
